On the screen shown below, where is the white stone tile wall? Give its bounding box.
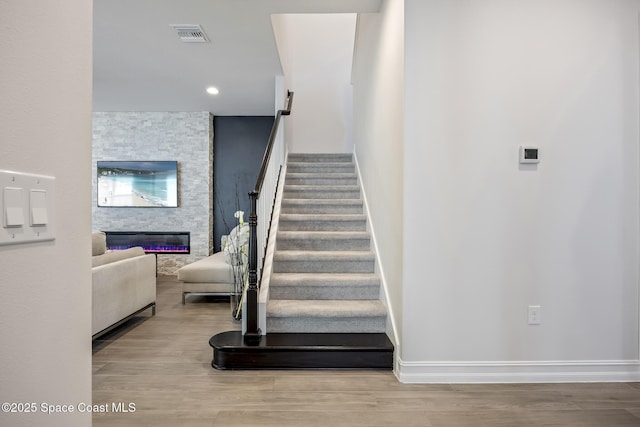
[92,112,214,275]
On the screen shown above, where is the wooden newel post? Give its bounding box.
[244,191,261,345]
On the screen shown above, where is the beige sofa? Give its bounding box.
[177,224,248,304]
[177,251,234,303]
[92,231,157,338]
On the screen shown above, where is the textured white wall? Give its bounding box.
[92,112,214,275]
[275,14,356,153]
[352,0,405,356]
[403,0,639,369]
[0,1,93,426]
[271,15,294,149]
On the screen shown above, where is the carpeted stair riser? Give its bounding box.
[276,231,370,251]
[273,251,375,274]
[286,162,355,174]
[266,317,386,333]
[269,273,380,300]
[268,299,387,317]
[279,214,367,232]
[281,199,363,214]
[285,173,358,186]
[267,300,387,333]
[284,185,360,200]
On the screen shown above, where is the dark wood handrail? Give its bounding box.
[245,90,293,345]
[254,91,293,194]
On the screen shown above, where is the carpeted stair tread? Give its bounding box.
[286,172,357,178]
[277,230,370,238]
[287,162,356,173]
[284,184,360,192]
[279,213,366,222]
[271,272,380,286]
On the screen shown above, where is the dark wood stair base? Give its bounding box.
[209,331,394,370]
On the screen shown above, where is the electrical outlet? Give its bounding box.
[528,305,541,325]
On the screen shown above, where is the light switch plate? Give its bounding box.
[0,170,55,246]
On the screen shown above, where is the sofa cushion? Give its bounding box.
[177,252,234,283]
[92,231,107,256]
[92,246,146,268]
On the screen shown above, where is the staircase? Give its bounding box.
[210,153,393,370]
[267,153,387,333]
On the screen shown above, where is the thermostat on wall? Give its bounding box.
[519,146,539,164]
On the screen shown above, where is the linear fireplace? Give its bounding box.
[104,231,190,254]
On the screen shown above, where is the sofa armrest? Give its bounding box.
[92,253,156,336]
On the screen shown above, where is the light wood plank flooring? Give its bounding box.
[93,276,640,427]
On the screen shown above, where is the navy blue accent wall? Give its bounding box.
[213,116,274,252]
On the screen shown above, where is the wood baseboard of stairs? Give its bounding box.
[209,331,394,370]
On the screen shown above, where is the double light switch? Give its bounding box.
[0,170,55,246]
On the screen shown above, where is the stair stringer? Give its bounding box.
[353,150,400,369]
[248,154,288,335]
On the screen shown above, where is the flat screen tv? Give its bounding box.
[97,161,178,207]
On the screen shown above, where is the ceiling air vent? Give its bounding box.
[169,24,209,43]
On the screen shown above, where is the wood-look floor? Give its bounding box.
[93,276,640,427]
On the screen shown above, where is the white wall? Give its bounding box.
[0,1,93,425]
[271,15,294,149]
[401,0,640,381]
[273,14,357,153]
[352,0,405,358]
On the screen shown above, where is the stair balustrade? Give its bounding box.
[244,90,293,345]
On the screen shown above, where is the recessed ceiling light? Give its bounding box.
[206,86,219,95]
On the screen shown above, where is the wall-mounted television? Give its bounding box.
[97,161,178,208]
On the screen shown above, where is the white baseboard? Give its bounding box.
[397,359,640,383]
[352,150,400,355]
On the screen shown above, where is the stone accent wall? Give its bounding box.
[92,112,213,275]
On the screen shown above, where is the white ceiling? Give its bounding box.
[93,0,381,115]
